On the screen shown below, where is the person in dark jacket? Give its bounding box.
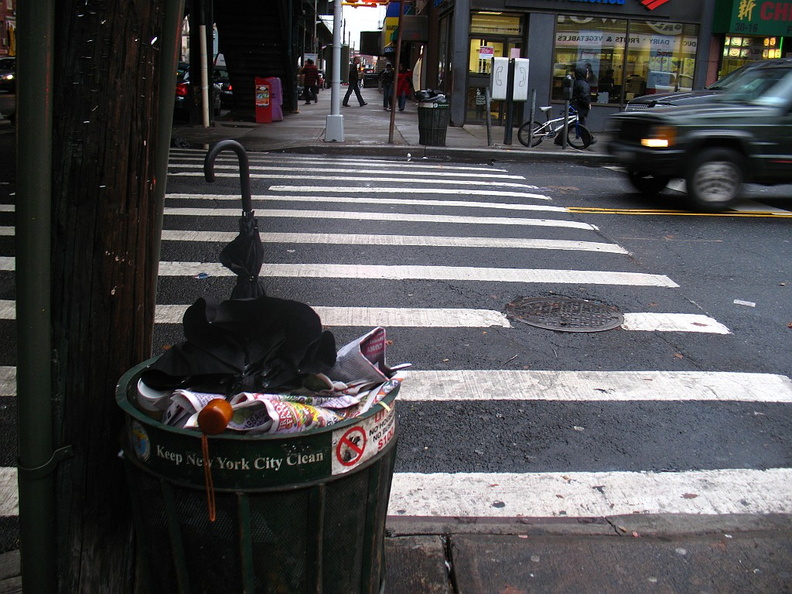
[342,56,367,107]
[379,63,394,110]
[301,59,319,105]
[571,67,591,125]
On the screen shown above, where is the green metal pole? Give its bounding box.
[15,0,56,591]
[152,0,186,274]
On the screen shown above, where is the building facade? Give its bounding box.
[432,0,719,130]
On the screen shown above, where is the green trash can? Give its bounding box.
[417,102,450,146]
[117,358,399,594]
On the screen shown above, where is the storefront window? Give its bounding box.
[469,39,505,73]
[553,17,628,104]
[470,13,521,36]
[553,16,699,104]
[625,22,698,99]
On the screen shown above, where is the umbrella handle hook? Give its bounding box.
[204,140,253,214]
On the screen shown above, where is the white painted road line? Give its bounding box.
[0,467,18,516]
[155,305,511,328]
[166,193,564,213]
[0,256,12,271]
[389,468,792,518]
[622,312,731,334]
[270,186,549,200]
[0,366,15,396]
[151,304,727,334]
[171,171,536,189]
[161,230,629,254]
[158,262,678,287]
[164,208,594,230]
[171,163,528,180]
[400,370,792,402]
[170,152,511,173]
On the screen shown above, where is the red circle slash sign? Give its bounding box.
[336,426,367,467]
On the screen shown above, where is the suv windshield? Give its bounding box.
[719,67,792,104]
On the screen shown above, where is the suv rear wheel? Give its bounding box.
[686,148,744,211]
[626,168,670,195]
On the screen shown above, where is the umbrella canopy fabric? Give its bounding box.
[142,296,337,394]
[204,139,267,299]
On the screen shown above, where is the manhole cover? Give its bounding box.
[506,297,623,333]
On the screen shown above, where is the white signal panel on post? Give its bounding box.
[490,57,509,100]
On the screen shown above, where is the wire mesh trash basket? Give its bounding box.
[117,358,398,594]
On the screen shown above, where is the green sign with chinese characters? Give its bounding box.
[714,0,792,36]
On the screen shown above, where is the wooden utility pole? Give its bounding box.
[16,1,183,591]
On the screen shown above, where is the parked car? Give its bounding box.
[174,63,223,120]
[607,60,792,211]
[626,58,792,110]
[0,57,15,93]
[211,65,233,109]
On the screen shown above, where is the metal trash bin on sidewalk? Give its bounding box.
[117,358,398,594]
[417,102,450,146]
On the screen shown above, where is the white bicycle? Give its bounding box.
[517,105,593,150]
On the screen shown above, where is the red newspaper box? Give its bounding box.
[255,77,272,123]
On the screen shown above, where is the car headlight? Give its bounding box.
[641,125,676,148]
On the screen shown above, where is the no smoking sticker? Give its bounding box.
[331,403,396,475]
[335,427,367,467]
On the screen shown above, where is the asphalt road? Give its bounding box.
[1,138,790,553]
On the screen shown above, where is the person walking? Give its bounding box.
[396,63,413,111]
[379,63,394,110]
[571,66,591,125]
[342,56,367,107]
[301,58,319,105]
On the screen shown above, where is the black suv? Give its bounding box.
[625,59,792,111]
[607,61,792,211]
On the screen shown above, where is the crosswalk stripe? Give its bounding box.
[158,262,679,287]
[399,370,792,402]
[164,208,597,230]
[0,301,729,333]
[0,366,15,396]
[160,230,629,254]
[269,186,549,200]
[621,312,730,334]
[171,171,536,189]
[166,193,565,213]
[155,304,511,327]
[1,466,788,518]
[0,467,17,516]
[171,162,528,180]
[389,468,792,517]
[170,152,511,172]
[151,304,728,334]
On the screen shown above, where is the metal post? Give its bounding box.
[388,1,406,144]
[563,99,569,149]
[325,0,344,141]
[503,58,515,145]
[529,89,536,147]
[16,0,56,591]
[485,87,492,147]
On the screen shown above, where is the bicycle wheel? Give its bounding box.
[566,124,592,149]
[517,122,545,148]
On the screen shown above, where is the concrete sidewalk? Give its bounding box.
[172,84,612,165]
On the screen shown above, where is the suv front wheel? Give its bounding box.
[686,148,744,211]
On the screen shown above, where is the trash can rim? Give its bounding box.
[116,356,400,442]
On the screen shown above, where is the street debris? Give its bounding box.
[733,299,756,307]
